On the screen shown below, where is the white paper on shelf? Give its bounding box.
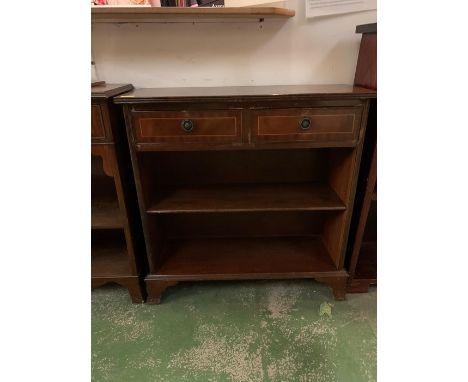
[305,0,376,18]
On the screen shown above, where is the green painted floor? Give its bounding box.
[92,280,376,382]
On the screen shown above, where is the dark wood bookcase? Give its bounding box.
[116,85,376,303]
[91,83,146,303]
[346,23,377,292]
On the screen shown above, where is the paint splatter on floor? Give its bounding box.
[92,280,376,382]
[319,302,333,318]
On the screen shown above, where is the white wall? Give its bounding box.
[91,0,376,88]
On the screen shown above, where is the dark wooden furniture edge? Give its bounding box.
[337,100,370,269]
[145,271,348,304]
[146,270,347,281]
[347,23,377,293]
[347,278,377,293]
[92,275,145,303]
[347,142,377,293]
[92,83,134,99]
[92,80,106,87]
[92,83,147,303]
[356,23,377,34]
[114,85,376,104]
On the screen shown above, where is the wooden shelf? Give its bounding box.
[147,183,346,214]
[91,7,295,23]
[92,235,131,278]
[153,236,341,280]
[91,196,123,229]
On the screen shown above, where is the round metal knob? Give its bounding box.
[299,117,311,130]
[181,119,194,132]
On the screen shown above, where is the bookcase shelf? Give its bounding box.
[147,183,346,214]
[91,7,295,23]
[152,236,343,280]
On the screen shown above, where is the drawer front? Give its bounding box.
[91,105,107,140]
[252,108,361,145]
[133,111,242,145]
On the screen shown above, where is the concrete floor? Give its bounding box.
[92,280,376,382]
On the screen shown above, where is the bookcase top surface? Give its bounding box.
[114,84,376,103]
[92,83,134,100]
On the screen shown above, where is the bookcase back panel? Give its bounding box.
[138,149,328,189]
[158,211,330,239]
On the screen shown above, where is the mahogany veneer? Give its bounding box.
[116,85,376,303]
[91,83,146,303]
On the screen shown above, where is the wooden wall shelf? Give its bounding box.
[91,7,295,23]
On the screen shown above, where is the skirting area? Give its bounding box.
[92,280,376,381]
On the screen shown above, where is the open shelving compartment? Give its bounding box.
[137,147,355,283]
[91,155,130,278]
[91,152,143,304]
[92,229,130,278]
[91,156,123,230]
[91,83,146,303]
[353,196,377,280]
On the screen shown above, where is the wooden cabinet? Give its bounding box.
[116,85,376,304]
[91,83,146,303]
[346,23,378,292]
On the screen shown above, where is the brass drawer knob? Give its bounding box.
[181,119,194,132]
[299,117,311,130]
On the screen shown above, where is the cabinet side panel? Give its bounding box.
[123,105,164,274]
[323,101,370,268]
[354,33,377,90]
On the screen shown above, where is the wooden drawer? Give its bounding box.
[132,110,242,146]
[91,105,107,141]
[251,107,362,145]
